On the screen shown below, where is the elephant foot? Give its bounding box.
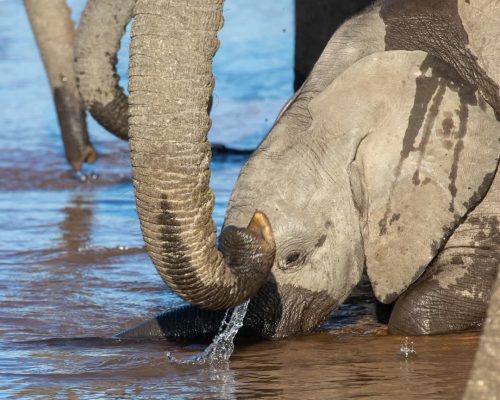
[388,254,498,335]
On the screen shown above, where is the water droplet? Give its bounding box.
[399,336,417,358]
[73,171,98,182]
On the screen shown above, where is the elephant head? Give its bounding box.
[122,0,499,340]
[224,49,499,337]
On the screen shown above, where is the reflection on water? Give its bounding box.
[59,193,94,252]
[0,0,479,399]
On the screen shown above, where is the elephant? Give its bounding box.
[24,0,97,171]
[73,0,376,139]
[114,0,499,343]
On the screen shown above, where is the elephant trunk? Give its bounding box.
[24,0,96,171]
[128,0,275,311]
[116,282,285,341]
[116,306,228,342]
[74,0,135,140]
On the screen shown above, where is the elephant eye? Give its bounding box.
[286,252,300,264]
[280,251,303,270]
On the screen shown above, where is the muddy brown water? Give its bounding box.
[0,0,479,398]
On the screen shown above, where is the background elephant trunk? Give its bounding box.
[128,0,275,311]
[74,0,135,140]
[24,0,96,171]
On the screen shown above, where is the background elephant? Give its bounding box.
[119,0,499,341]
[294,0,374,90]
[464,267,500,400]
[24,0,96,171]
[23,0,394,170]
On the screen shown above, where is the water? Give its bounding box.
[166,300,250,366]
[0,0,480,398]
[399,337,417,359]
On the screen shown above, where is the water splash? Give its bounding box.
[166,299,250,366]
[74,171,99,182]
[399,336,417,358]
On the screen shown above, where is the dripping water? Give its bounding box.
[399,336,417,358]
[166,299,250,366]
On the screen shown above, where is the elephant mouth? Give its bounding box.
[243,280,338,339]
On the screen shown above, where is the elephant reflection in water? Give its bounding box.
[59,194,93,252]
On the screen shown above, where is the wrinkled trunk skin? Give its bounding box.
[294,0,374,90]
[24,0,96,171]
[128,0,275,311]
[75,0,135,140]
[463,269,500,399]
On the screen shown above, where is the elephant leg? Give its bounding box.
[464,267,500,399]
[24,0,96,171]
[389,171,499,335]
[388,258,497,335]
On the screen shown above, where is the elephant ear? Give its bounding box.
[309,50,499,305]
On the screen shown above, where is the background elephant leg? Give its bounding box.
[389,172,499,335]
[25,0,96,171]
[294,0,374,90]
[463,267,500,400]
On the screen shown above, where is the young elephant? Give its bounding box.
[119,0,499,340]
[120,50,499,340]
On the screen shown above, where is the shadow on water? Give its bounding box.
[59,193,94,252]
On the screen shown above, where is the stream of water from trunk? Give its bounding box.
[166,300,250,366]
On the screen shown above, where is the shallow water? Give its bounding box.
[0,0,479,398]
